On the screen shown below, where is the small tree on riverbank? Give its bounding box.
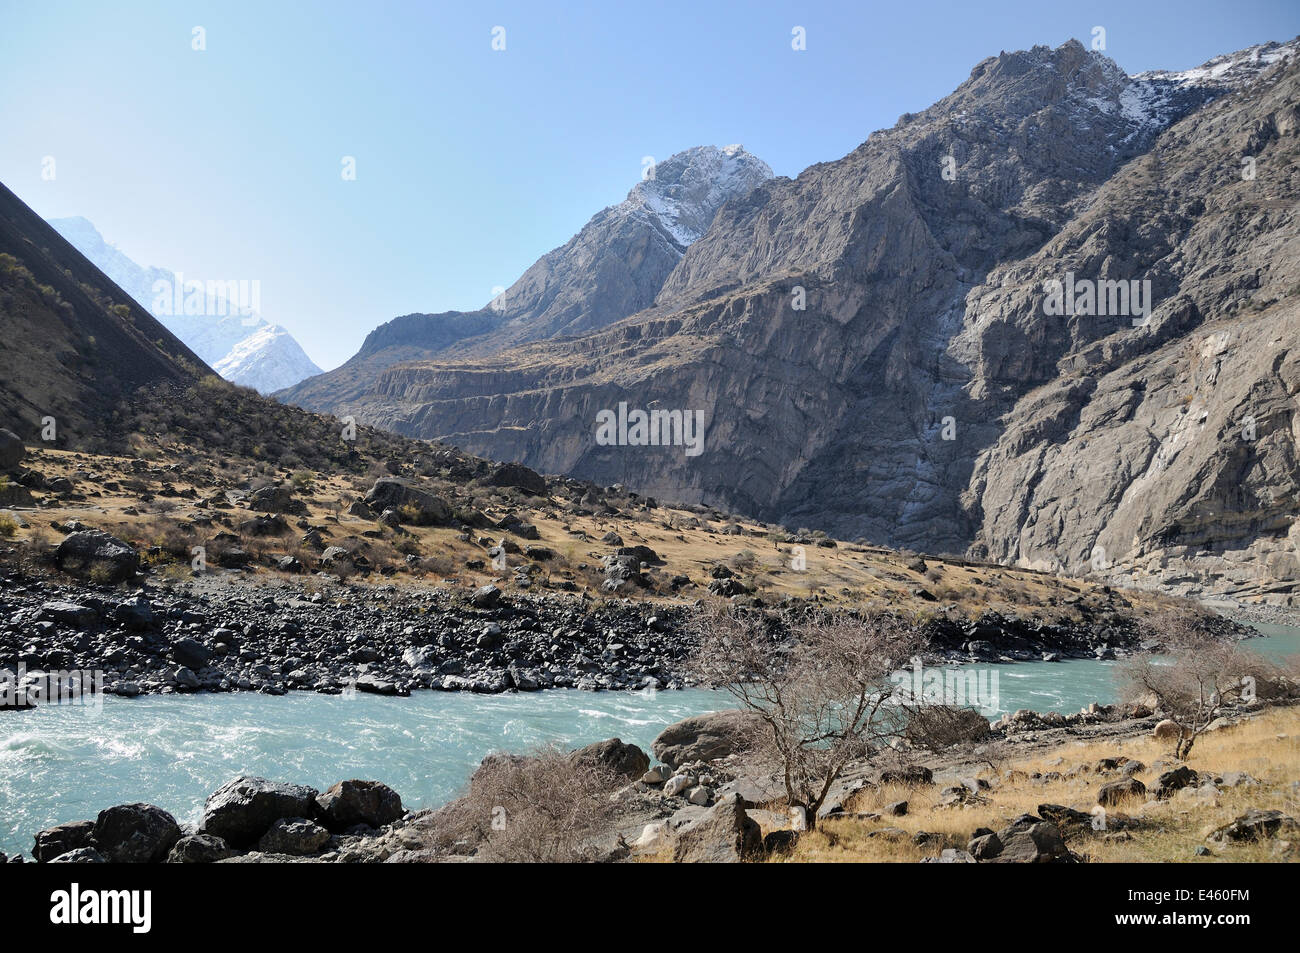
[690,605,927,829]
[1122,611,1256,760]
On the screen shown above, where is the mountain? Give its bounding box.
[47,217,321,393]
[277,145,772,412]
[277,37,1300,604]
[0,185,203,444]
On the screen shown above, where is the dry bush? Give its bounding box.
[421,746,621,862]
[904,705,993,752]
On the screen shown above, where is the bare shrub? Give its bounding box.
[423,745,621,862]
[1121,611,1262,759]
[904,705,992,751]
[690,605,926,828]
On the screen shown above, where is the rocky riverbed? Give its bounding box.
[0,557,1221,703]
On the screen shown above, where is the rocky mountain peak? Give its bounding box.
[620,144,774,248]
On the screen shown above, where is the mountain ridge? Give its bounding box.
[276,36,1300,603]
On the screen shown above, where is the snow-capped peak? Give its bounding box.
[1132,38,1299,90]
[48,215,322,393]
[620,145,773,248]
[1120,38,1300,132]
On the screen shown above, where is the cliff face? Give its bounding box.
[289,39,1300,602]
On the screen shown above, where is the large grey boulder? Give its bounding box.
[0,429,24,471]
[249,483,306,514]
[652,710,762,768]
[166,833,236,863]
[363,478,450,525]
[671,793,764,863]
[54,530,139,582]
[257,817,331,856]
[570,738,650,781]
[1098,777,1147,806]
[171,637,212,671]
[985,815,1073,863]
[92,803,182,863]
[315,779,403,831]
[50,847,107,863]
[487,462,548,496]
[200,776,321,847]
[33,819,95,862]
[1153,766,1199,799]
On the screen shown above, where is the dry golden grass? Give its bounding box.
[775,706,1300,863]
[4,445,1189,623]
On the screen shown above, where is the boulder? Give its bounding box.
[967,831,1003,859]
[1208,809,1299,844]
[249,484,306,514]
[92,803,182,863]
[364,478,450,525]
[1153,766,1199,799]
[166,833,236,863]
[472,584,502,609]
[39,601,97,627]
[0,429,24,471]
[315,779,404,831]
[922,848,977,863]
[671,793,763,863]
[54,530,139,582]
[570,738,650,781]
[487,462,548,496]
[652,710,762,768]
[171,638,212,671]
[1098,778,1147,806]
[257,817,331,856]
[33,819,95,862]
[1153,719,1181,741]
[200,776,321,847]
[113,595,154,629]
[987,816,1071,863]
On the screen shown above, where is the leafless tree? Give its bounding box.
[690,605,926,829]
[1121,611,1256,760]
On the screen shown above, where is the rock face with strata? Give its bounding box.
[282,39,1300,603]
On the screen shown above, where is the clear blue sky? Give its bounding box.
[2,0,1296,370]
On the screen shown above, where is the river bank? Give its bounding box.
[4,614,1298,859]
[9,696,1298,864]
[0,565,1239,703]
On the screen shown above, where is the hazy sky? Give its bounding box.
[2,0,1297,370]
